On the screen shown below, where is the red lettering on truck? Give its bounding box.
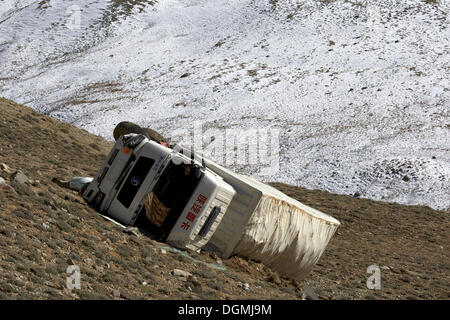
[186,212,196,222]
[180,194,208,230]
[197,194,207,205]
[181,221,190,230]
[191,203,201,214]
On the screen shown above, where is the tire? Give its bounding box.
[113,121,167,143]
[144,127,166,144]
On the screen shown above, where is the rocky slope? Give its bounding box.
[0,97,448,299]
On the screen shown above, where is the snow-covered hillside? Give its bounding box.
[1,0,449,210]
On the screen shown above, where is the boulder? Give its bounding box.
[11,170,30,185]
[171,269,192,279]
[0,177,17,193]
[0,163,13,174]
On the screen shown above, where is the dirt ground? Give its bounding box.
[0,97,448,300]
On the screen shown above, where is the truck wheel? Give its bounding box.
[113,121,148,140]
[113,121,166,143]
[144,127,166,143]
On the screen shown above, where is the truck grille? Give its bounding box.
[117,156,155,208]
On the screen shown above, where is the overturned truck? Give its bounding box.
[82,125,340,281]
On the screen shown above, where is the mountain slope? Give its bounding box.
[0,97,448,299]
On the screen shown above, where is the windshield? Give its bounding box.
[135,161,205,240]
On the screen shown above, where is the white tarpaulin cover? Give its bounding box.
[231,176,340,281]
[201,158,340,281]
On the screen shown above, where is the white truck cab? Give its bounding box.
[82,134,235,252]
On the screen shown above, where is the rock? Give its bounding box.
[238,282,250,291]
[113,289,120,298]
[268,272,281,285]
[84,258,94,267]
[0,178,17,193]
[0,163,13,174]
[171,269,192,279]
[302,284,319,300]
[11,170,30,185]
